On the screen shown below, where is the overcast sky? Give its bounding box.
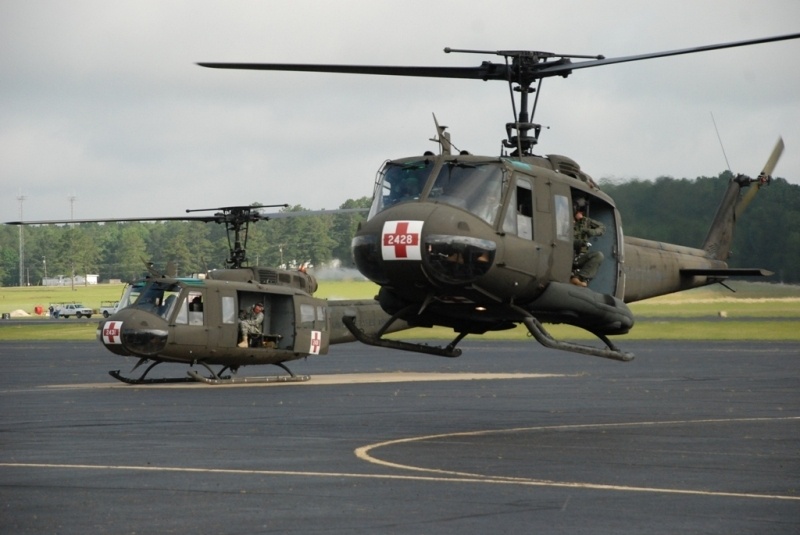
[2,0,799,222]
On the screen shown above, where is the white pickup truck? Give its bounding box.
[51,303,94,319]
[99,300,120,318]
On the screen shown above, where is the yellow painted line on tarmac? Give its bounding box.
[304,372,565,385]
[38,372,567,390]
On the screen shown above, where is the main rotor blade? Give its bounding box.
[5,208,367,226]
[200,32,800,82]
[535,32,800,78]
[4,215,220,226]
[258,208,367,220]
[198,62,510,81]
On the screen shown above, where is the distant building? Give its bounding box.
[43,275,99,286]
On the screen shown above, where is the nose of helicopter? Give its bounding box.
[98,309,169,357]
[352,204,496,287]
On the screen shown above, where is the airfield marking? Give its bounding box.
[35,372,567,391]
[355,415,800,502]
[2,417,797,501]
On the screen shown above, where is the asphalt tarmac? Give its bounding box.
[1,339,798,534]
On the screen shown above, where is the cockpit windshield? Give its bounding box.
[368,160,434,219]
[132,281,183,321]
[429,163,507,225]
[368,159,508,225]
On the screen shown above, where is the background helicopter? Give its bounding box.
[7,204,408,384]
[199,33,797,362]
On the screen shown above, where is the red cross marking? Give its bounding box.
[103,321,121,344]
[383,221,419,258]
[310,331,322,354]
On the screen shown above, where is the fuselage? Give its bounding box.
[97,270,329,367]
[351,152,729,335]
[97,268,408,367]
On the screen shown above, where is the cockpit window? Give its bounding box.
[368,160,434,219]
[132,281,183,321]
[429,163,506,225]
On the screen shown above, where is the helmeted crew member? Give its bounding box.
[571,200,605,287]
[238,302,265,348]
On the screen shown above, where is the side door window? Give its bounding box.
[515,179,534,239]
[174,291,205,325]
[554,194,571,242]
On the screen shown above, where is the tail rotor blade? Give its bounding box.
[735,137,783,220]
[761,137,784,177]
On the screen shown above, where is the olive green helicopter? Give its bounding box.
[6,205,406,384]
[198,33,798,363]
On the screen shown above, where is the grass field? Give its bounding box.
[0,283,128,315]
[1,279,798,341]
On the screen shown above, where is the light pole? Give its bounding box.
[68,193,77,220]
[68,194,76,290]
[17,194,25,287]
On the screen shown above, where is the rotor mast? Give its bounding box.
[186,204,288,269]
[445,49,604,155]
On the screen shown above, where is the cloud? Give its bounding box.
[1,0,798,221]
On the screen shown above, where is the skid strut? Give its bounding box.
[521,315,634,362]
[343,315,464,357]
[109,359,197,384]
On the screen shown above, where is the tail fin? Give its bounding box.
[702,137,783,261]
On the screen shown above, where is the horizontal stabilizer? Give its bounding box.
[680,268,773,278]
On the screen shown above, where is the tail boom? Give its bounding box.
[622,236,727,302]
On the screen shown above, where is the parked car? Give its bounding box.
[54,303,94,319]
[100,301,120,318]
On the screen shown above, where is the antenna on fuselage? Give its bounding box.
[431,113,453,155]
[710,112,733,174]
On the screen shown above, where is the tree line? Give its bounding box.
[0,197,372,286]
[1,172,798,286]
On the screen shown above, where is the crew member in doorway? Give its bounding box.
[571,200,605,287]
[238,302,265,348]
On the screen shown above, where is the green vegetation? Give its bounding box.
[0,322,98,341]
[0,283,127,315]
[2,175,799,287]
[314,280,380,300]
[0,199,371,286]
[629,281,800,318]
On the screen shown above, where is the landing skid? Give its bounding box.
[343,315,464,358]
[342,310,633,362]
[188,361,309,385]
[109,360,308,385]
[109,358,206,385]
[186,370,310,385]
[521,315,634,362]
